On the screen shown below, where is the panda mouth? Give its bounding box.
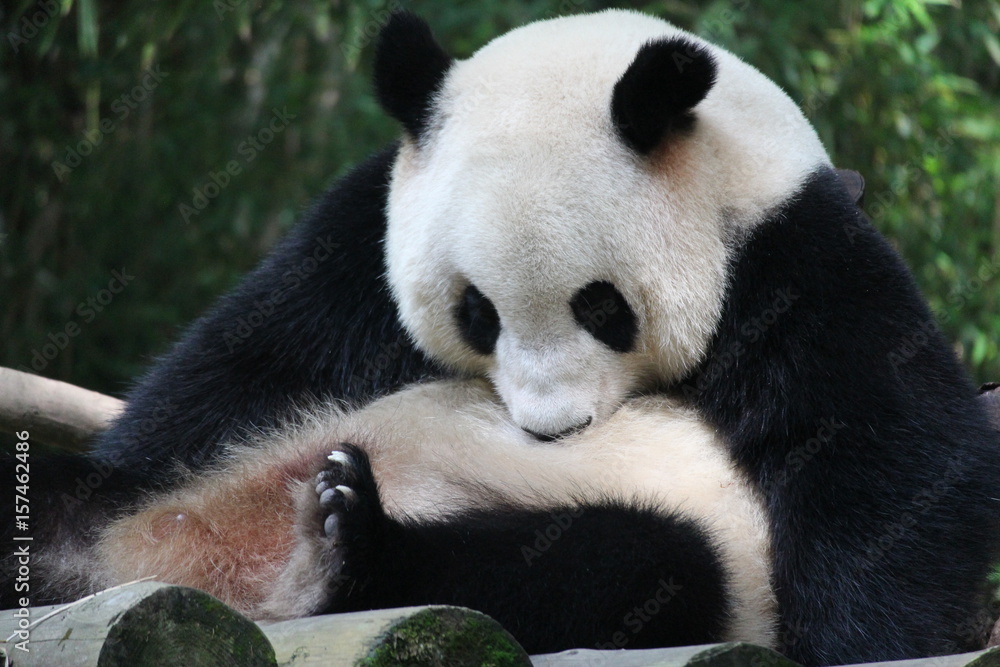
[523,416,593,442]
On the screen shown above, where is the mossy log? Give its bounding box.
[261,605,531,666]
[1,582,997,666]
[0,583,530,667]
[533,643,799,666]
[0,582,274,666]
[837,648,1000,667]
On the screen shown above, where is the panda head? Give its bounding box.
[375,10,829,439]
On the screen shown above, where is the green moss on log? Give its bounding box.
[97,586,276,667]
[689,642,803,667]
[968,646,1000,667]
[357,607,530,667]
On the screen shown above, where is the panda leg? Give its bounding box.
[268,444,734,654]
[0,452,146,609]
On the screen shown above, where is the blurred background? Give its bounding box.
[1,0,998,399]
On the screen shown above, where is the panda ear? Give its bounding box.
[374,12,453,141]
[611,37,718,154]
[836,168,866,206]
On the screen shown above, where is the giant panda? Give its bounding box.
[5,9,1000,666]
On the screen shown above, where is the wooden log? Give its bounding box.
[0,582,275,666]
[260,605,531,666]
[0,585,529,667]
[532,645,1000,667]
[533,645,722,666]
[968,648,1000,667]
[0,367,123,452]
[839,647,1000,667]
[531,642,800,667]
[1,581,996,667]
[688,642,802,666]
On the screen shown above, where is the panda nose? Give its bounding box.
[524,417,592,442]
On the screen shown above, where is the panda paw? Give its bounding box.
[261,443,387,618]
[313,443,384,553]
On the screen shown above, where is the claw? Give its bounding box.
[327,451,352,465]
[336,484,358,505]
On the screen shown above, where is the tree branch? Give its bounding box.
[0,367,123,452]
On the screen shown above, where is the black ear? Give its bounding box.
[835,168,866,206]
[373,12,453,140]
[611,37,717,154]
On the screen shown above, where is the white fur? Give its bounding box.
[385,10,830,436]
[264,380,777,646]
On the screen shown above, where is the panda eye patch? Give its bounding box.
[455,284,501,355]
[570,281,637,353]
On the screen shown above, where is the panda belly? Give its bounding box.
[93,379,775,649]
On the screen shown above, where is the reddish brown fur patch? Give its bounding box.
[98,444,328,616]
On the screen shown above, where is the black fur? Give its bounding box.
[570,280,638,353]
[94,145,441,482]
[373,12,453,141]
[313,446,731,654]
[611,37,718,154]
[681,166,1000,664]
[455,284,501,355]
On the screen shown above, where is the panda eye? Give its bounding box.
[570,281,637,353]
[455,284,501,355]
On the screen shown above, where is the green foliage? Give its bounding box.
[1,0,998,396]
